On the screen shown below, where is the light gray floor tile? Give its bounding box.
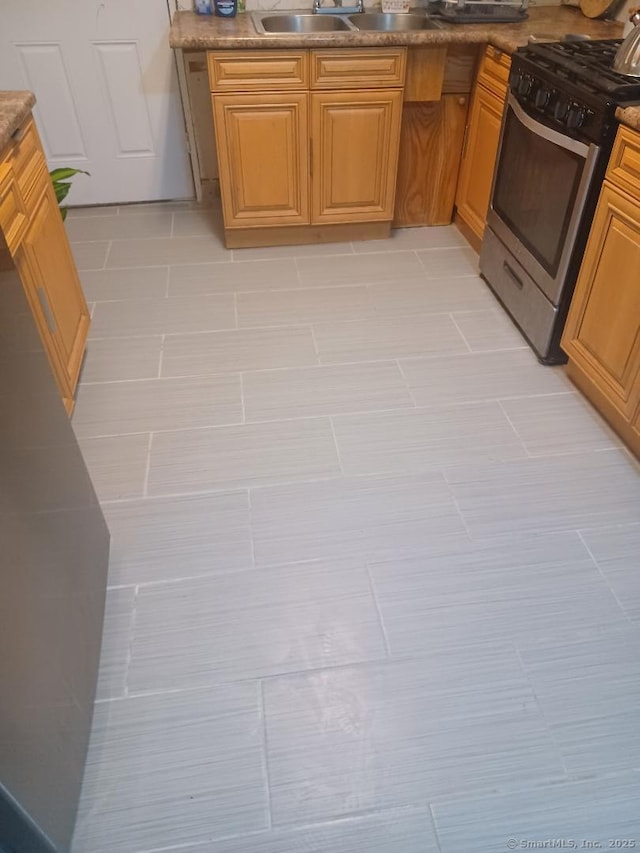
[446,449,640,537]
[502,392,623,456]
[352,225,467,253]
[72,684,266,853]
[117,199,203,215]
[297,251,424,287]
[80,336,163,384]
[518,625,640,774]
[147,418,340,496]
[417,246,479,278]
[128,558,386,692]
[451,308,528,351]
[237,286,375,327]
[66,212,172,242]
[169,258,299,296]
[175,807,439,853]
[73,374,242,438]
[243,362,413,422]
[106,235,230,268]
[79,267,168,302]
[580,524,640,620]
[71,241,110,271]
[102,492,252,586]
[368,532,626,654]
[172,209,224,238]
[369,276,496,316]
[67,205,117,219]
[232,241,354,261]
[251,472,465,566]
[161,327,318,378]
[332,402,527,476]
[263,649,563,826]
[313,313,468,364]
[432,773,640,852]
[95,587,135,702]
[90,294,236,338]
[77,434,149,501]
[401,349,570,407]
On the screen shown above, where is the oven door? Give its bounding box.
[487,93,600,306]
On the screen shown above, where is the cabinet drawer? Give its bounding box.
[607,126,640,198]
[476,45,511,99]
[310,48,406,89]
[0,118,46,214]
[208,50,309,92]
[0,164,28,253]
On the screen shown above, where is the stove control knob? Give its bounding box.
[534,87,551,110]
[566,104,586,130]
[517,74,534,97]
[553,100,569,122]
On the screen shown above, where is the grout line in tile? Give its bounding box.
[170,212,175,239]
[157,335,165,378]
[233,292,239,329]
[364,561,392,658]
[576,529,634,624]
[448,311,474,354]
[142,433,154,498]
[102,240,113,270]
[427,803,445,853]
[497,398,531,457]
[328,417,345,475]
[122,584,140,699]
[239,372,246,424]
[258,680,274,831]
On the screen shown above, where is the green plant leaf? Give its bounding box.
[49,167,90,182]
[60,206,68,221]
[54,182,72,204]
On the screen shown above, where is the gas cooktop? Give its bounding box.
[519,39,640,100]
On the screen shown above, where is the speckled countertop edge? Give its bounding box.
[169,6,622,53]
[0,91,36,153]
[617,105,640,131]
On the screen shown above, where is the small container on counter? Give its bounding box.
[195,0,213,13]
[214,0,238,16]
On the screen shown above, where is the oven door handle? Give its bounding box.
[508,94,590,158]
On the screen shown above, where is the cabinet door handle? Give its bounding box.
[37,286,57,334]
[503,261,524,290]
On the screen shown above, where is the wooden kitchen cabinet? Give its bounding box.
[209,48,406,247]
[562,126,640,458]
[0,116,89,414]
[455,46,510,250]
[311,89,403,224]
[212,92,309,228]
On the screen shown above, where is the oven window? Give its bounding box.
[492,105,586,278]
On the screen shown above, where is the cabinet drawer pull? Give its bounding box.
[503,260,524,290]
[37,286,57,334]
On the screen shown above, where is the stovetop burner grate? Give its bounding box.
[521,39,640,100]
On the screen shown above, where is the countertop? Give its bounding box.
[616,105,640,131]
[0,91,36,152]
[169,5,622,52]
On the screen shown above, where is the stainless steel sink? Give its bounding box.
[349,12,443,30]
[252,12,356,33]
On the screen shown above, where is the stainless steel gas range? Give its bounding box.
[479,38,640,364]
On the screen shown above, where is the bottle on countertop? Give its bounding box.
[214,0,238,16]
[195,0,213,13]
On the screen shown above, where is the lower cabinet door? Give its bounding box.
[213,92,310,228]
[310,88,403,224]
[561,181,640,421]
[455,81,506,243]
[15,182,90,411]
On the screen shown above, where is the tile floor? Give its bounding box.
[68,200,640,853]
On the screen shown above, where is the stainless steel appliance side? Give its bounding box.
[0,269,110,853]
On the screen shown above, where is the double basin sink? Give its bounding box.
[252,10,443,34]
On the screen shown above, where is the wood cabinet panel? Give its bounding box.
[213,92,309,228]
[477,45,511,99]
[0,164,28,253]
[208,50,308,92]
[310,49,406,89]
[15,180,90,410]
[455,80,506,245]
[607,125,640,200]
[404,47,446,102]
[310,88,403,224]
[562,181,640,421]
[394,94,468,227]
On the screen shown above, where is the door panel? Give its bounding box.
[0,0,192,204]
[311,89,403,224]
[213,92,309,228]
[561,182,640,420]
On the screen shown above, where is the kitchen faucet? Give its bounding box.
[313,0,364,13]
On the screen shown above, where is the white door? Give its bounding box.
[0,0,193,205]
